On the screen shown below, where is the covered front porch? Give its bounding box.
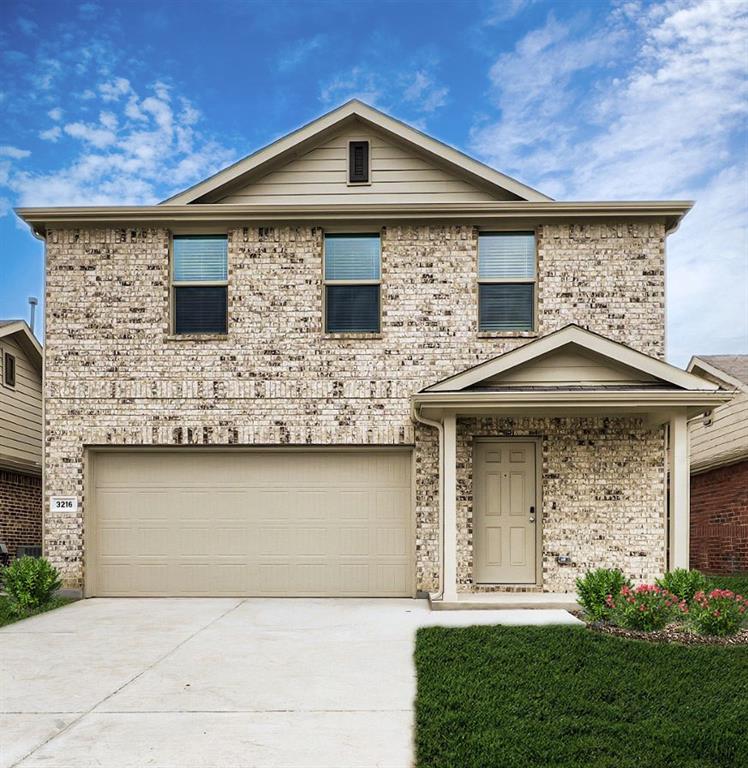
[412,325,730,607]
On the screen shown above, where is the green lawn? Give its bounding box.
[708,573,748,596]
[415,625,748,768]
[0,596,76,628]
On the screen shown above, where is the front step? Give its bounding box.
[429,592,579,611]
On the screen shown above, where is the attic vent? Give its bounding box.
[349,141,369,183]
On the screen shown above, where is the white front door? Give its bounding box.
[474,441,537,584]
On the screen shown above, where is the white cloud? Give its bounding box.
[6,80,236,207]
[63,121,117,149]
[402,71,449,113]
[483,0,534,25]
[278,35,327,72]
[473,0,748,364]
[16,17,38,36]
[39,126,62,142]
[99,77,132,102]
[320,66,385,107]
[0,146,31,159]
[320,60,449,120]
[47,107,63,121]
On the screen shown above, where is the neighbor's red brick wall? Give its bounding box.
[0,469,42,559]
[690,460,748,574]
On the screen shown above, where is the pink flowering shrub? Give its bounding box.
[605,584,686,631]
[688,590,748,636]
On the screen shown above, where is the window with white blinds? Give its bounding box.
[324,234,381,333]
[478,232,536,331]
[172,235,228,334]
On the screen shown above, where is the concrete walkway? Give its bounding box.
[1,598,580,768]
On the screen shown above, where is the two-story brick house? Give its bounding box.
[17,101,727,602]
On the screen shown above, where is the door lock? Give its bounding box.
[529,505,535,523]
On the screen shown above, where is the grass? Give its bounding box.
[707,573,748,596]
[415,625,748,768]
[0,596,76,628]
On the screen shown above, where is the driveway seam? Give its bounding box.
[10,598,246,768]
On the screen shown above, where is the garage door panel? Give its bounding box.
[91,450,412,597]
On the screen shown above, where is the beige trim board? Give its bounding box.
[15,201,694,237]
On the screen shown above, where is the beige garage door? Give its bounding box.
[89,450,412,597]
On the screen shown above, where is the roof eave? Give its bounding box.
[15,200,694,236]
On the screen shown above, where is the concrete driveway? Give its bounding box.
[1,598,579,767]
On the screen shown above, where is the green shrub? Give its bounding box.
[656,568,709,602]
[0,557,61,615]
[606,584,684,632]
[688,589,748,636]
[576,568,631,621]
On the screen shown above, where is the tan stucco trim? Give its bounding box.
[160,100,552,205]
[15,200,693,237]
[424,324,720,394]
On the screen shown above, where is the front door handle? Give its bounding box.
[529,505,535,523]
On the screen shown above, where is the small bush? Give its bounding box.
[656,568,709,602]
[576,568,632,621]
[0,557,61,615]
[606,584,685,631]
[689,589,748,637]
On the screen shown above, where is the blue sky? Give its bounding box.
[0,0,745,365]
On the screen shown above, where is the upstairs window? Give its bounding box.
[3,351,15,388]
[324,234,380,333]
[172,235,228,334]
[478,232,536,332]
[348,141,369,183]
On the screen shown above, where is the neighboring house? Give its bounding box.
[0,320,43,561]
[16,100,728,602]
[687,355,748,575]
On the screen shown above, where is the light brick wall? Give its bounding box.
[43,221,667,590]
[454,417,666,593]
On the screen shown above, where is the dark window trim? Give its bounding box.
[3,351,16,388]
[348,140,370,184]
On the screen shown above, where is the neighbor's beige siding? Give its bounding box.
[217,126,505,205]
[690,390,748,473]
[0,335,42,471]
[44,221,667,590]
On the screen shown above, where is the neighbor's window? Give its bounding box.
[3,351,16,388]
[348,141,369,183]
[172,235,228,334]
[324,234,380,333]
[478,232,536,332]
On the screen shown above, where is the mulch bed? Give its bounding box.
[586,619,748,646]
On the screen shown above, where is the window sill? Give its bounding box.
[322,332,383,340]
[477,331,538,339]
[165,333,229,342]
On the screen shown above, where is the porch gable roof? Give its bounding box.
[422,325,722,394]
